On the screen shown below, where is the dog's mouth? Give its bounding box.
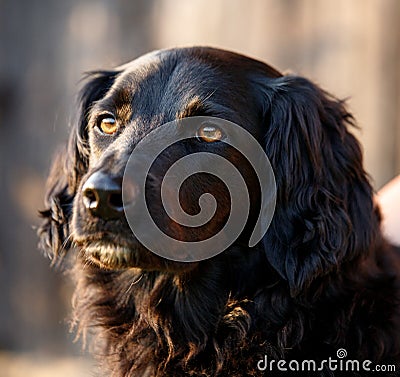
[83,242,137,269]
[79,238,198,273]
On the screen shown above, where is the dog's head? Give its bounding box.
[39,47,379,295]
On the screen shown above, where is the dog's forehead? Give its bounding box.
[102,48,279,124]
[100,50,215,118]
[116,49,170,80]
[112,49,223,101]
[116,47,280,81]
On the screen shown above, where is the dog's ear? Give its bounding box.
[258,76,379,296]
[38,70,119,263]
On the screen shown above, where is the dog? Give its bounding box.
[39,47,400,376]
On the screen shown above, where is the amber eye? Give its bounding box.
[196,123,224,142]
[97,114,118,135]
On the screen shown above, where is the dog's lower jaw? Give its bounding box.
[83,242,136,270]
[79,241,200,274]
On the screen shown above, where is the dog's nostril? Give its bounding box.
[81,171,125,220]
[82,188,99,209]
[108,192,123,209]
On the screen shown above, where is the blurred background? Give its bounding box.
[0,0,399,375]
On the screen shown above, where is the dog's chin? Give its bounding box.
[83,242,139,270]
[79,240,199,273]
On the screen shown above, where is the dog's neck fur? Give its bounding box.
[72,240,399,377]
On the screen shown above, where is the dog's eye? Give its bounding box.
[196,123,224,143]
[97,115,118,135]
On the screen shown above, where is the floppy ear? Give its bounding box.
[38,70,119,263]
[260,76,380,296]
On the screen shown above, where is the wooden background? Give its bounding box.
[0,0,399,363]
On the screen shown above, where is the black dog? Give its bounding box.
[39,47,400,376]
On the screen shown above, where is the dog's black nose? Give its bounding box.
[82,172,124,220]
